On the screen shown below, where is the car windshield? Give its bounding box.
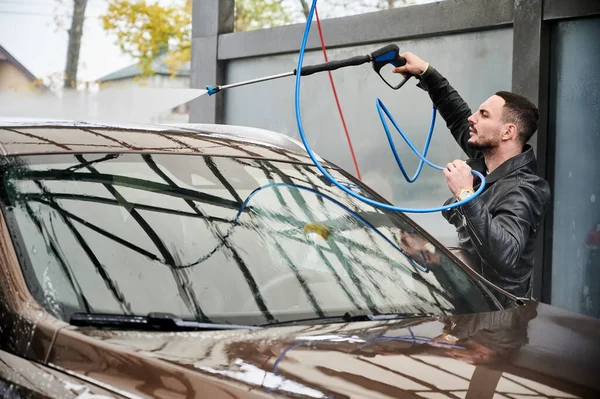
[0,153,499,326]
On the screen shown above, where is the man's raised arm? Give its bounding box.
[393,53,478,158]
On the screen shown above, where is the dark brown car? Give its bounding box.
[1,118,599,399]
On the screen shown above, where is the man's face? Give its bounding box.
[467,95,507,150]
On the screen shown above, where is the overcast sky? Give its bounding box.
[0,0,138,84]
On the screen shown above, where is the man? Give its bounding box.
[393,53,551,304]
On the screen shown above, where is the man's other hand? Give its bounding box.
[392,52,429,77]
[443,159,474,197]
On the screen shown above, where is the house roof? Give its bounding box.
[97,53,190,83]
[0,44,40,83]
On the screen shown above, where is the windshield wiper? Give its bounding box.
[260,311,434,327]
[70,312,258,331]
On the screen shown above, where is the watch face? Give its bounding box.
[459,190,473,200]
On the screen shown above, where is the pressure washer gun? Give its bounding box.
[206,44,411,96]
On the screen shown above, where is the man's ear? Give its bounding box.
[502,123,518,141]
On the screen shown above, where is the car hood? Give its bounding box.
[47,301,600,399]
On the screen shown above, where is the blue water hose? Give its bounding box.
[295,0,486,213]
[177,182,428,273]
[381,101,437,183]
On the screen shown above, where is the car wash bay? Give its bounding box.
[191,0,600,319]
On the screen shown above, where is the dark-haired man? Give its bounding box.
[393,53,551,304]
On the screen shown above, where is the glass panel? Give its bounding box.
[550,17,600,318]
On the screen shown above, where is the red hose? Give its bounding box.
[314,7,362,181]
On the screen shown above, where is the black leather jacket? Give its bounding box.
[416,66,552,301]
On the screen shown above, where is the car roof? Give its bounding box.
[0,118,325,164]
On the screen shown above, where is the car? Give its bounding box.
[0,117,599,399]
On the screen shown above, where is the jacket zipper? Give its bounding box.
[459,208,483,247]
[460,211,486,276]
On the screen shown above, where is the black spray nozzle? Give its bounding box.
[205,43,410,97]
[371,44,406,68]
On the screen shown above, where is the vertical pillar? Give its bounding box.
[189,0,234,123]
[465,367,503,399]
[512,0,551,301]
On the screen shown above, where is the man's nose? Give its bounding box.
[467,113,477,124]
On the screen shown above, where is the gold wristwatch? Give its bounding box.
[457,188,475,201]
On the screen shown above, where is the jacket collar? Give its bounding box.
[467,145,537,186]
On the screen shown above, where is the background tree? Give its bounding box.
[100,0,192,79]
[63,0,88,88]
[235,0,294,31]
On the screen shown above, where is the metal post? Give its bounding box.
[189,0,234,123]
[512,0,550,301]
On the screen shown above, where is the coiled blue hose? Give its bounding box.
[295,0,486,213]
[380,101,437,183]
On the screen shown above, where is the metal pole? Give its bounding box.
[217,71,295,91]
